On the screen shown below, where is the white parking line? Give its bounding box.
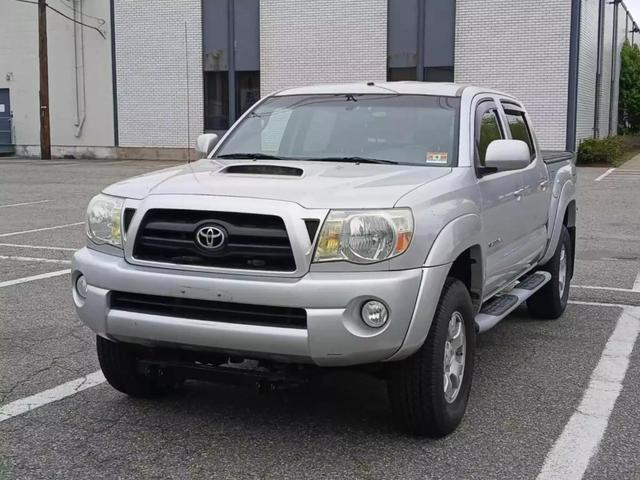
[0,200,49,209]
[0,255,71,265]
[0,269,70,288]
[572,284,639,294]
[0,243,76,251]
[0,222,83,238]
[0,371,105,423]
[537,305,640,480]
[568,300,628,309]
[594,168,615,182]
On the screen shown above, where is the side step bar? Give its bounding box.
[475,271,551,333]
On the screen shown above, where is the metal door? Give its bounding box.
[0,89,14,154]
[500,103,550,265]
[474,100,525,296]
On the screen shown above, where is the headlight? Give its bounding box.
[86,194,125,247]
[313,209,413,264]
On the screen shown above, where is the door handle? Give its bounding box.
[513,187,525,200]
[539,180,549,190]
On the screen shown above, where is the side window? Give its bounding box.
[504,110,534,159]
[476,109,503,166]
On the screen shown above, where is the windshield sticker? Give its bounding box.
[426,152,448,164]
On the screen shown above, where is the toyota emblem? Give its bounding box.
[195,226,226,250]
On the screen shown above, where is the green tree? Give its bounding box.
[619,41,640,133]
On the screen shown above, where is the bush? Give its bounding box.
[577,136,624,165]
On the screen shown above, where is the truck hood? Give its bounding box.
[103,159,452,209]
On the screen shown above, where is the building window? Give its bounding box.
[203,0,259,131]
[388,68,417,81]
[425,67,454,82]
[387,0,455,82]
[236,71,260,118]
[204,72,230,130]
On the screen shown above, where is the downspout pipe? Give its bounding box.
[73,0,87,138]
[566,0,581,151]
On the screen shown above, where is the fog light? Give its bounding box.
[361,300,388,328]
[75,275,88,299]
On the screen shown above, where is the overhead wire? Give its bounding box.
[12,0,106,38]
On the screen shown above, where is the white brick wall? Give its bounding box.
[114,0,203,148]
[259,0,388,96]
[576,0,598,146]
[455,0,572,150]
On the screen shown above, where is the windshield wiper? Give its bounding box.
[309,156,399,165]
[216,153,399,165]
[216,153,291,160]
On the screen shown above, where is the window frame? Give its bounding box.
[474,99,506,176]
[500,101,537,162]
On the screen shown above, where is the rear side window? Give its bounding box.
[504,111,534,159]
[477,109,503,166]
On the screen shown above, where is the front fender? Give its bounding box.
[386,215,484,362]
[423,213,482,266]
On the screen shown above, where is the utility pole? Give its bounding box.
[38,0,51,159]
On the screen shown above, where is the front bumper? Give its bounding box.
[72,248,449,366]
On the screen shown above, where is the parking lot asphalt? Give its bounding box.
[1,156,639,479]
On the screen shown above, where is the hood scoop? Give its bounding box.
[221,164,304,177]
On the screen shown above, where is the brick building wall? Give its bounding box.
[114,0,203,148]
[455,0,573,150]
[259,0,388,96]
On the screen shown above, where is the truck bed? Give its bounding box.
[542,151,574,183]
[541,150,574,164]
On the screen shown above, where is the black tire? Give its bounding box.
[388,278,476,437]
[96,336,167,397]
[527,226,572,319]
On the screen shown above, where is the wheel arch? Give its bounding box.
[447,245,483,313]
[540,181,576,266]
[563,200,576,278]
[424,214,483,267]
[389,216,484,362]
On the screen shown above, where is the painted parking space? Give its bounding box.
[0,158,639,479]
[0,303,629,479]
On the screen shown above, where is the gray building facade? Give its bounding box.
[2,0,638,158]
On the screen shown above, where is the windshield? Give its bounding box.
[214,94,460,166]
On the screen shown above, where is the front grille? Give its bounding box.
[110,291,307,329]
[133,209,296,271]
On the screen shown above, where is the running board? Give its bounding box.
[475,271,551,333]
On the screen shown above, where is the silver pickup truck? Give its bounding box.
[72,82,576,437]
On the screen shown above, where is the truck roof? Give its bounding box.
[273,81,511,98]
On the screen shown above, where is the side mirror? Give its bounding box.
[196,133,219,157]
[484,139,530,171]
